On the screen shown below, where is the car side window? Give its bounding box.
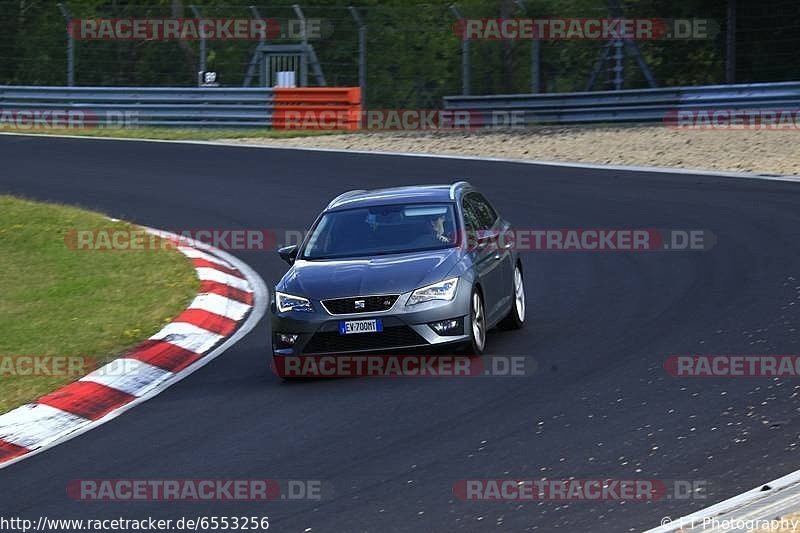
[466,192,498,230]
[461,197,482,232]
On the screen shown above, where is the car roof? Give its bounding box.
[326,182,473,211]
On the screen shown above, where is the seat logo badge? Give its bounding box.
[355,300,366,309]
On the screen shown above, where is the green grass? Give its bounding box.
[0,196,199,414]
[0,127,348,141]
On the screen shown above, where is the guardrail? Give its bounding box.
[0,86,276,127]
[443,82,800,125]
[273,88,361,130]
[0,86,362,129]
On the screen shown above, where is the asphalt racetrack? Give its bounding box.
[1,134,799,531]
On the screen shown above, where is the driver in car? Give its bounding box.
[430,214,451,244]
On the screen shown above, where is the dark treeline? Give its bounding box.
[0,0,797,107]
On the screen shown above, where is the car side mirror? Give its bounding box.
[278,245,298,265]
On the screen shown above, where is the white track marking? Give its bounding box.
[177,246,233,268]
[149,322,224,354]
[0,405,89,449]
[195,267,251,292]
[80,359,173,397]
[189,293,251,321]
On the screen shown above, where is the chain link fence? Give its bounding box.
[0,1,798,108]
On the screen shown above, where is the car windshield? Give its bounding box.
[301,203,458,260]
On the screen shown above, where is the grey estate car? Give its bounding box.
[269,182,525,376]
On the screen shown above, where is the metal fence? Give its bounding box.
[0,86,362,129]
[3,81,798,130]
[4,2,800,109]
[0,86,275,127]
[443,81,800,125]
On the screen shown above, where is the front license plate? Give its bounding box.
[339,319,383,335]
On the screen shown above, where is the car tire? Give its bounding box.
[462,287,487,356]
[498,264,525,330]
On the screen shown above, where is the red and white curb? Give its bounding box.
[0,227,268,469]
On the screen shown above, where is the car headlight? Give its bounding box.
[407,277,459,306]
[276,291,314,313]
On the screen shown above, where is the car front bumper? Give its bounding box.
[270,284,473,357]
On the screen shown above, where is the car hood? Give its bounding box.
[278,248,463,300]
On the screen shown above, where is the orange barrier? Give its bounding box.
[273,87,361,131]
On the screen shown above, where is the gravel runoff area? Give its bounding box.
[218,127,800,177]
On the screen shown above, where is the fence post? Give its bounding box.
[726,0,736,84]
[349,7,367,108]
[515,0,540,94]
[613,38,624,90]
[243,6,266,87]
[293,4,326,86]
[608,0,656,88]
[449,5,470,96]
[190,5,206,86]
[57,3,74,86]
[531,41,541,94]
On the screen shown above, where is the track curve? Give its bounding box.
[1,135,799,531]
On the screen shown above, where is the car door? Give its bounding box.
[463,192,508,324]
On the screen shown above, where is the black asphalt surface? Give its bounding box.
[1,134,799,532]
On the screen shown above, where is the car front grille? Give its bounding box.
[303,325,427,354]
[322,295,399,315]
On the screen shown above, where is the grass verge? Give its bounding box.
[0,127,347,141]
[0,196,199,414]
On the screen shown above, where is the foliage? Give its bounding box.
[0,0,797,107]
